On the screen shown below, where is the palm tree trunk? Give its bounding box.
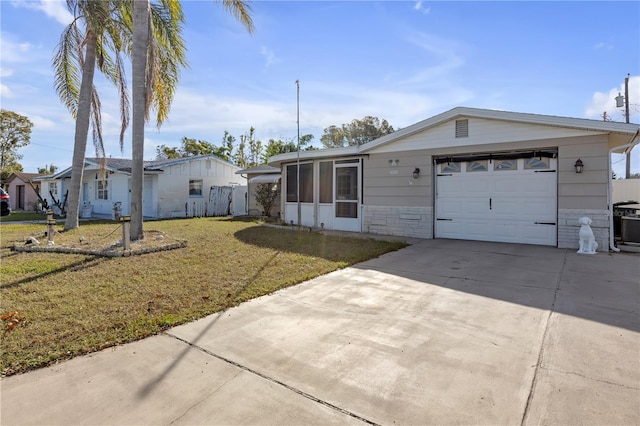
[64,30,97,231]
[131,0,149,240]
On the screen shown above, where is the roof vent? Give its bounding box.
[455,119,469,138]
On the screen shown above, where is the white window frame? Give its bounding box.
[189,179,203,197]
[96,180,109,200]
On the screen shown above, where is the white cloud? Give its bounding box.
[260,46,280,68]
[0,67,14,78]
[400,32,465,87]
[414,1,431,15]
[0,36,34,63]
[10,0,73,26]
[1,83,14,98]
[585,75,639,123]
[29,114,57,130]
[593,42,613,50]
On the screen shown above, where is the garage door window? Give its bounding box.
[467,160,488,172]
[524,158,550,169]
[494,159,517,171]
[441,162,460,173]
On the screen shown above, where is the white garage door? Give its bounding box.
[435,156,557,246]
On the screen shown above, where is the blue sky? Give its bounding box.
[1,0,639,176]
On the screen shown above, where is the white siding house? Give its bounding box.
[35,156,244,219]
[268,107,639,251]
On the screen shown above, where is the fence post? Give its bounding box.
[47,218,56,245]
[120,215,131,252]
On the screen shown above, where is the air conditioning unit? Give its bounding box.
[621,216,640,243]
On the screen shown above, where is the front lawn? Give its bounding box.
[0,217,406,376]
[0,211,48,222]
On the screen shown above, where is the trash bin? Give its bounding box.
[80,203,93,219]
[112,202,122,220]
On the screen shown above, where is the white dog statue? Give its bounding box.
[577,216,598,254]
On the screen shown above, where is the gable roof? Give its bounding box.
[267,107,640,166]
[5,172,46,184]
[37,155,239,180]
[235,164,280,175]
[359,107,640,153]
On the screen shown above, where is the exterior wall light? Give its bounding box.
[574,159,584,173]
[413,167,421,179]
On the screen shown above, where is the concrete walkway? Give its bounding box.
[1,240,638,425]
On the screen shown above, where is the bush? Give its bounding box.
[254,183,279,217]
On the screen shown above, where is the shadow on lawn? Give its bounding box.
[137,251,281,399]
[233,225,404,263]
[0,256,106,290]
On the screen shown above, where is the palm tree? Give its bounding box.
[129,0,254,240]
[54,0,130,231]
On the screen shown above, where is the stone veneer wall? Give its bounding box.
[558,209,609,251]
[363,206,433,239]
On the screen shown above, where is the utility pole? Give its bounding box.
[296,79,301,228]
[615,73,632,178]
[624,73,631,179]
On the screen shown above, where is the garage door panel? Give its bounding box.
[435,157,557,246]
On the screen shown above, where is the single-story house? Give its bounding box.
[3,172,46,211]
[235,164,282,217]
[35,155,245,219]
[268,107,639,251]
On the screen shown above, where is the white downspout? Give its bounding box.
[608,129,640,252]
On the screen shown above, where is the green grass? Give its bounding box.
[0,217,406,376]
[0,211,48,222]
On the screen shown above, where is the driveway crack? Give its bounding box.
[520,249,567,426]
[539,366,640,390]
[169,370,243,425]
[165,332,380,426]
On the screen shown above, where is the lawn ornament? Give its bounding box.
[577,216,598,254]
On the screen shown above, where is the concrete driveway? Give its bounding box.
[2,239,638,425]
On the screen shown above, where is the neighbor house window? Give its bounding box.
[48,182,58,197]
[286,163,313,203]
[189,179,203,197]
[96,180,108,200]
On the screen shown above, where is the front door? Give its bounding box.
[16,185,25,210]
[333,163,361,232]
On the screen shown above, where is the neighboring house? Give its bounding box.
[4,173,46,211]
[268,107,640,251]
[235,164,281,217]
[612,179,640,204]
[35,155,244,218]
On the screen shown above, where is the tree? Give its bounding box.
[155,137,230,160]
[0,110,33,182]
[261,134,314,163]
[55,0,130,230]
[181,137,216,157]
[320,116,394,148]
[38,164,59,175]
[130,0,253,239]
[254,183,279,217]
[155,144,181,159]
[130,0,190,239]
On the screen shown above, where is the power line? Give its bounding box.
[27,142,73,152]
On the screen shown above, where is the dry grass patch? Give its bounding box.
[0,217,406,376]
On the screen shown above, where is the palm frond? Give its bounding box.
[220,0,255,34]
[89,86,105,160]
[53,23,83,117]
